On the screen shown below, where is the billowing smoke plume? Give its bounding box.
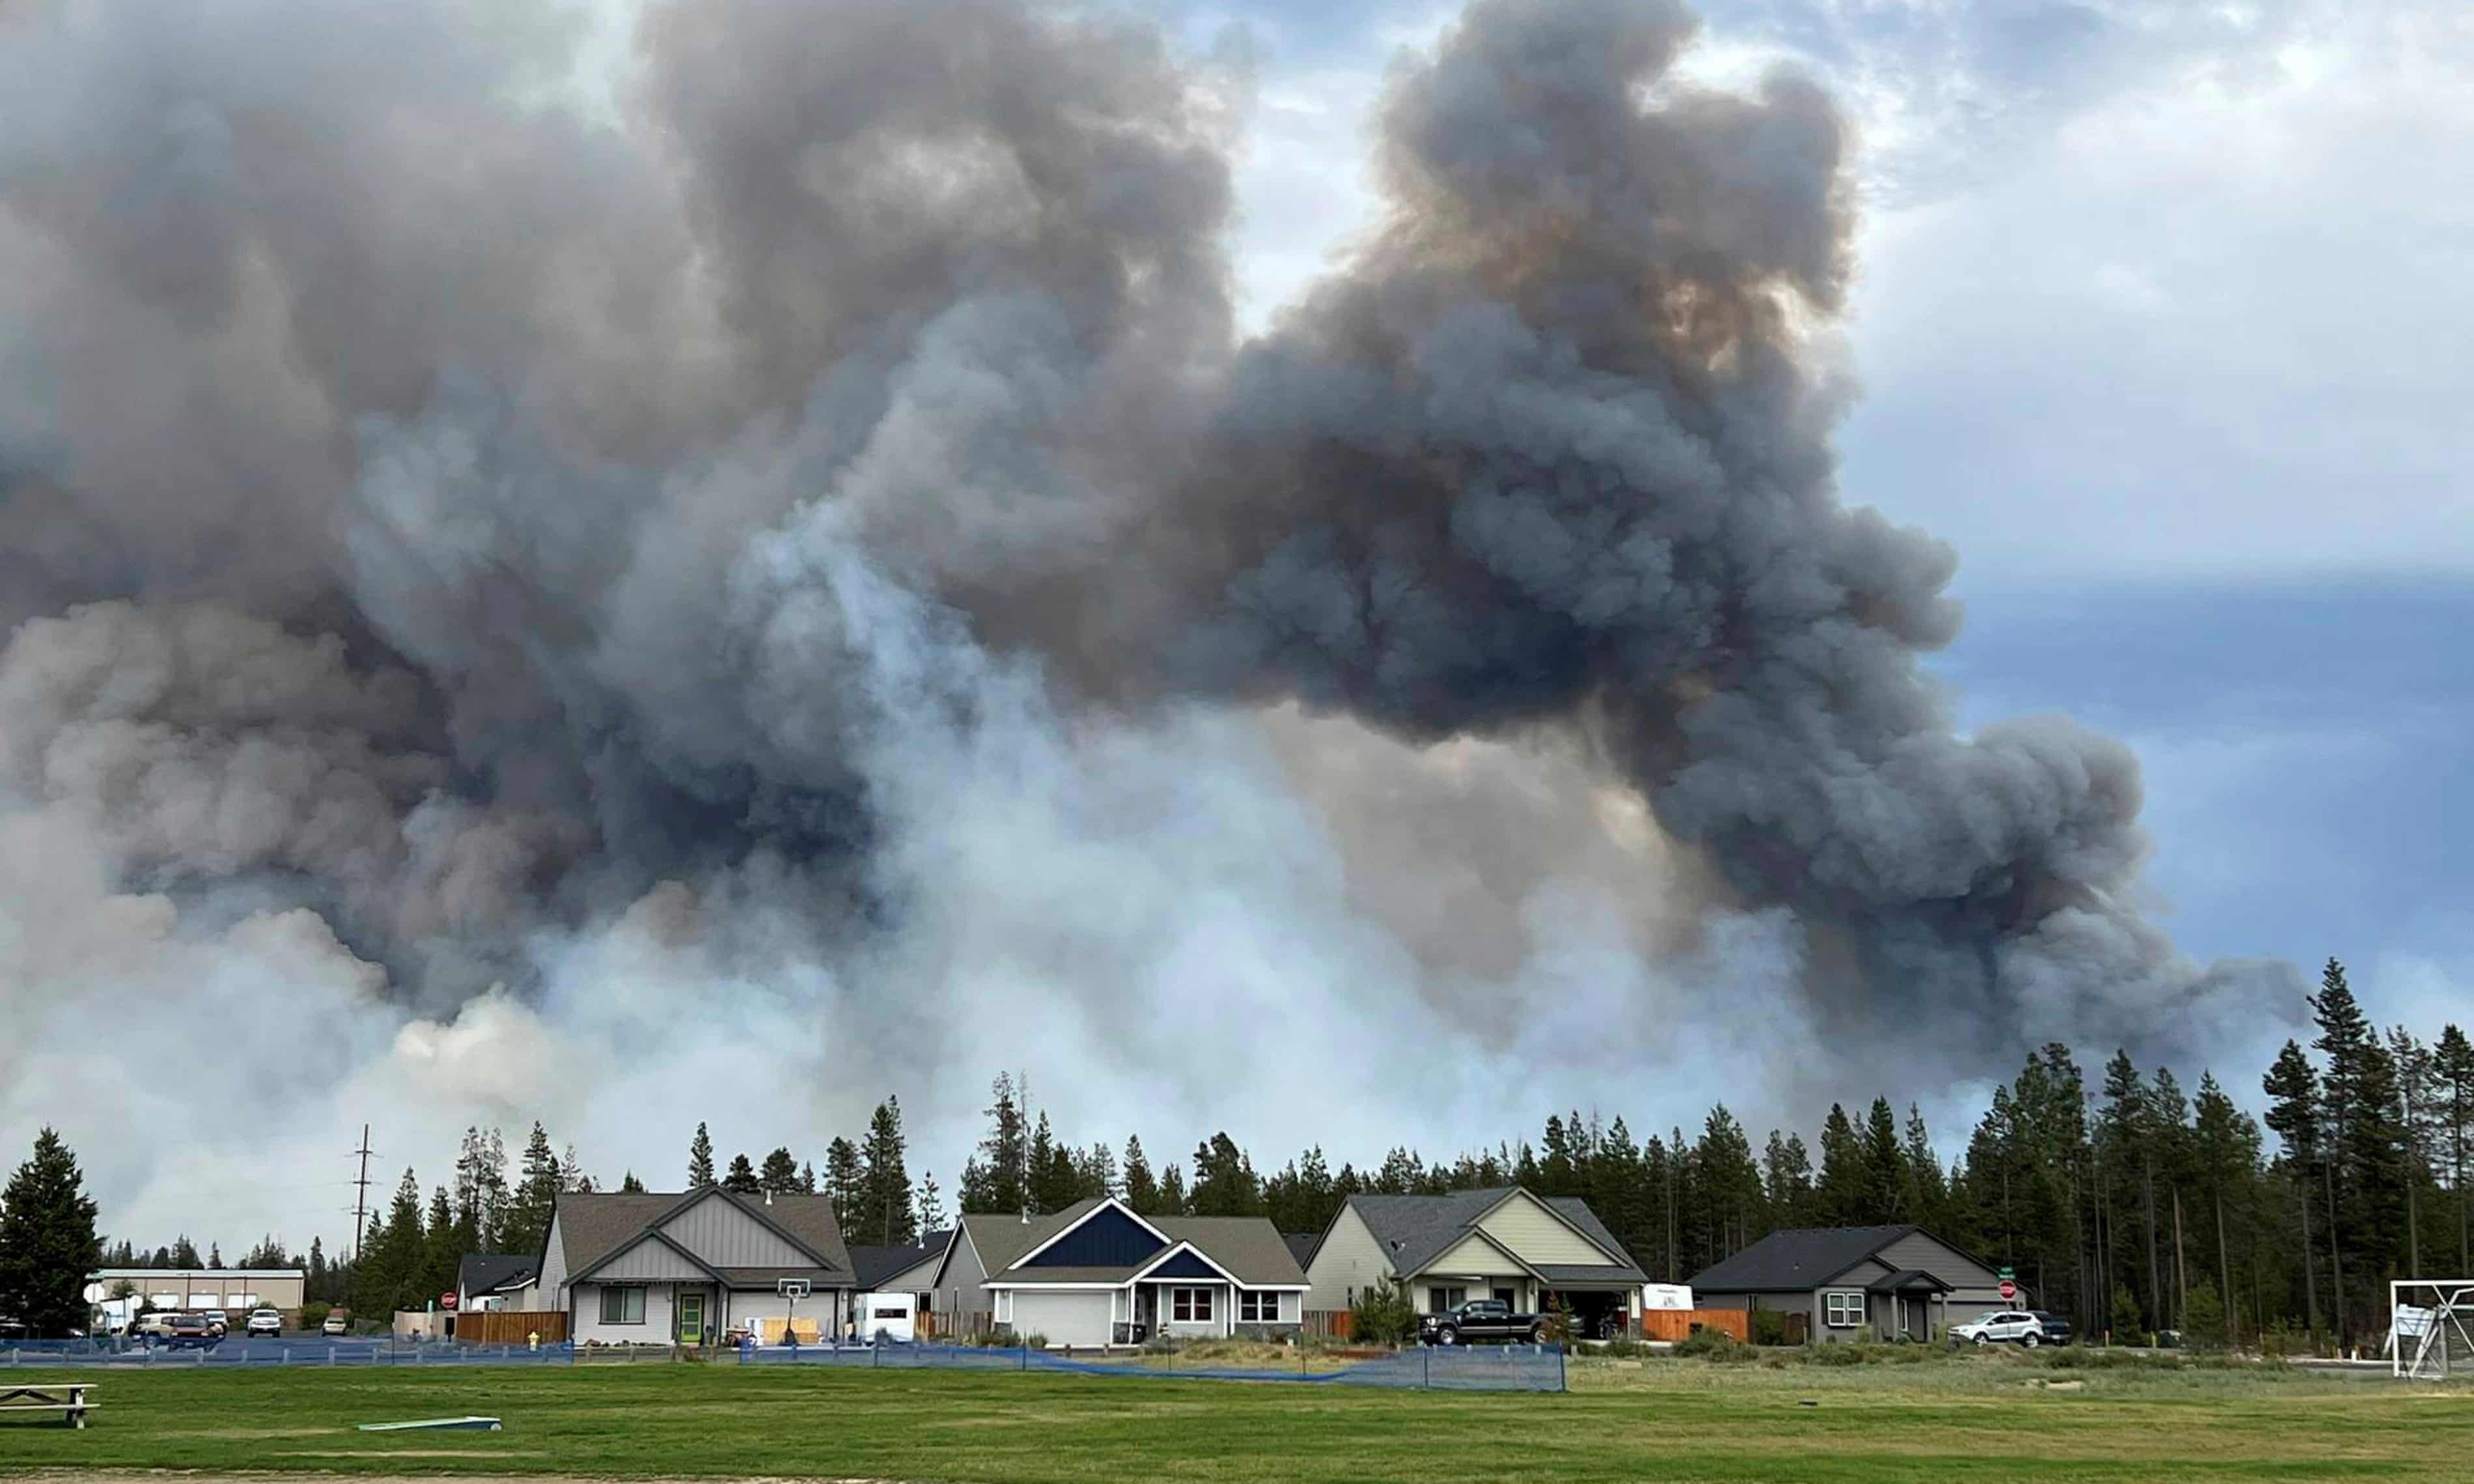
[0,0,2288,1239]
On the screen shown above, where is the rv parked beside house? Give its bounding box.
[534,1186,855,1345]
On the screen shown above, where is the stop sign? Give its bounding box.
[1998,1280,2016,1301]
[441,1291,459,1310]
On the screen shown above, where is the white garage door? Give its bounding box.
[1009,1290,1114,1347]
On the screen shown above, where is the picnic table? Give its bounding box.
[0,1381,98,1428]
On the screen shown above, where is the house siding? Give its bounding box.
[661,1195,813,1267]
[537,1213,569,1297]
[571,1280,676,1345]
[590,1239,713,1283]
[934,1229,992,1328]
[1421,1231,1531,1280]
[879,1253,941,1293]
[1303,1206,1393,1315]
[1477,1193,1609,1265]
[728,1287,845,1342]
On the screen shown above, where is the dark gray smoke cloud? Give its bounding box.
[0,0,2290,1240]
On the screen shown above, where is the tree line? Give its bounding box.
[938,963,2467,1347]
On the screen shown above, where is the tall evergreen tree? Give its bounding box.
[1900,1105,1948,1232]
[723,1153,762,1194]
[423,1185,459,1302]
[824,1138,862,1228]
[958,1073,1027,1214]
[1189,1133,1265,1217]
[1814,1104,1863,1225]
[1122,1136,1158,1215]
[915,1170,947,1235]
[861,1099,918,1244]
[499,1123,563,1255]
[2437,1024,2474,1274]
[2263,1038,2325,1333]
[354,1169,425,1318]
[759,1147,801,1196]
[688,1122,716,1188]
[619,1170,646,1194]
[1861,1098,1906,1222]
[171,1234,200,1269]
[1157,1161,1188,1215]
[0,1128,102,1336]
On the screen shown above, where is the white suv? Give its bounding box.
[1951,1310,2051,1348]
[245,1308,283,1338]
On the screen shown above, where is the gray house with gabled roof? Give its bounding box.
[1686,1225,2004,1343]
[1302,1187,1648,1338]
[536,1185,854,1345]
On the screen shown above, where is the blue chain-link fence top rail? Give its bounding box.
[0,1337,1566,1390]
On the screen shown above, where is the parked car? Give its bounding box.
[130,1313,180,1340]
[202,1311,230,1337]
[1951,1310,2059,1348]
[322,1313,350,1336]
[1418,1299,1550,1346]
[2026,1310,2072,1345]
[163,1313,221,1349]
[245,1308,283,1338]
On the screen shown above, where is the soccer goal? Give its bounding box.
[2388,1282,2474,1379]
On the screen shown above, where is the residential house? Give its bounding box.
[454,1254,537,1313]
[535,1186,854,1345]
[1302,1187,1648,1337]
[938,1198,1308,1349]
[1686,1225,2004,1343]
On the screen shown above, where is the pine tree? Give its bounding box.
[620,1170,646,1193]
[723,1154,761,1194]
[171,1235,201,1269]
[500,1124,563,1255]
[688,1122,716,1188]
[0,1128,103,1336]
[1861,1098,1905,1222]
[798,1161,818,1195]
[1122,1136,1158,1215]
[561,1144,592,1193]
[1026,1112,1062,1213]
[1189,1133,1264,1217]
[207,1243,224,1269]
[824,1138,862,1228]
[915,1171,947,1235]
[959,1074,1027,1214]
[2263,1039,2324,1334]
[1158,1161,1188,1215]
[1901,1105,1948,1231]
[861,1099,917,1244]
[2437,1024,2474,1274]
[355,1169,425,1318]
[1814,1105,1863,1225]
[423,1185,459,1302]
[759,1147,801,1196]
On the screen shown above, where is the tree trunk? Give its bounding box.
[2322,1155,2346,1345]
[2172,1187,2189,1336]
[2142,1154,2162,1325]
[2214,1182,2235,1344]
[2297,1169,2319,1335]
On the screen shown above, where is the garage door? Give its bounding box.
[1010,1290,1114,1347]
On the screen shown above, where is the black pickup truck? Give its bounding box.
[1418,1299,1548,1345]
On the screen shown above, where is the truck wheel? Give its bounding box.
[2022,1332,2040,1349]
[1438,1325,1458,1347]
[1529,1323,1546,1343]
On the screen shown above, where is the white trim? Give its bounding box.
[1823,1290,1867,1328]
[1006,1197,1174,1271]
[1127,1241,1244,1287]
[983,1282,1130,1291]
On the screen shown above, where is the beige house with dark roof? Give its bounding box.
[1302,1187,1649,1339]
[536,1187,854,1345]
[930,1197,1309,1349]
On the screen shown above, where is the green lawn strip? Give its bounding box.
[0,1364,2460,1483]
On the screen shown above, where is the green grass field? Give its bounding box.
[1,1354,2467,1482]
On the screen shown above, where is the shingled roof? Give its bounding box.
[960,1200,1309,1288]
[548,1188,853,1286]
[1342,1188,1646,1283]
[1685,1226,1923,1293]
[456,1254,535,1298]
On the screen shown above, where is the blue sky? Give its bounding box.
[1195,0,2473,1056]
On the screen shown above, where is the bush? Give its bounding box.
[1593,1337,1646,1358]
[1348,1276,1418,1348]
[1673,1327,1754,1362]
[1023,1332,1048,1350]
[301,1302,331,1331]
[1749,1310,1790,1347]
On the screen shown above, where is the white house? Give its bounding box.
[1301,1186,1648,1338]
[535,1187,854,1345]
[950,1197,1309,1349]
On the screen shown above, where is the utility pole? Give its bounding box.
[350,1125,374,1263]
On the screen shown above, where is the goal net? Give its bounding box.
[2388,1282,2474,1380]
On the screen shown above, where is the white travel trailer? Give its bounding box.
[855,1291,917,1343]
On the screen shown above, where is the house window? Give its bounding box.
[1240,1291,1279,1323]
[1430,1285,1466,1314]
[1824,1291,1865,1328]
[1171,1287,1216,1323]
[598,1287,646,1325]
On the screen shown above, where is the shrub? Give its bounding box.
[1594,1337,1646,1358]
[1349,1276,1418,1348]
[1673,1327,1754,1362]
[1805,1341,1866,1366]
[301,1302,331,1331]
[1023,1332,1048,1350]
[1749,1310,1789,1347]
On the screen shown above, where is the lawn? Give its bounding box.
[1,1353,2467,1482]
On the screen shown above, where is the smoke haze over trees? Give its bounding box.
[0,0,2305,1244]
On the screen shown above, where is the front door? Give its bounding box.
[676,1291,705,1346]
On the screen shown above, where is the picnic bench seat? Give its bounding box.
[0,1382,99,1427]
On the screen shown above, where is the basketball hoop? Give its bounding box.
[777,1279,811,1299]
[775,1278,812,1347]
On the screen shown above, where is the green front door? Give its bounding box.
[677,1291,705,1345]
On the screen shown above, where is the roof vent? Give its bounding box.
[764,1189,773,1206]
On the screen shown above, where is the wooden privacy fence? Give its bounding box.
[1302,1311,1356,1340]
[452,1310,568,1345]
[1638,1309,1749,1343]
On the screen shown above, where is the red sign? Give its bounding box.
[440,1291,459,1310]
[1998,1280,2016,1301]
